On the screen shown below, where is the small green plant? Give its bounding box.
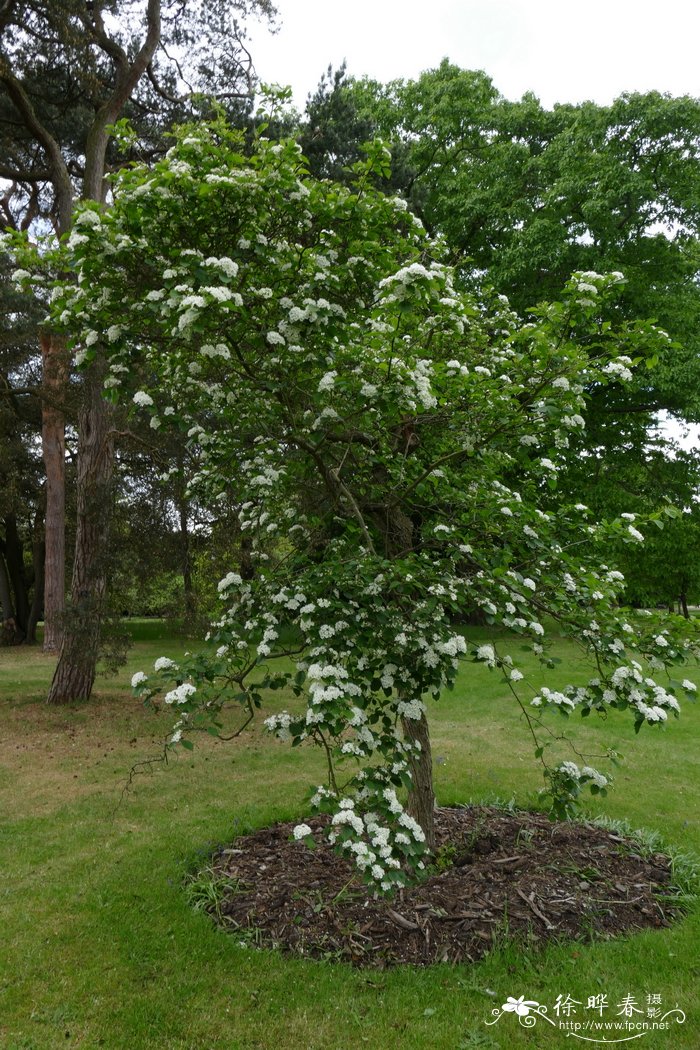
[555,862,604,882]
[430,842,458,873]
[458,1026,501,1048]
[183,866,248,922]
[515,826,535,849]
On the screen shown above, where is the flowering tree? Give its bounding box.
[42,118,697,893]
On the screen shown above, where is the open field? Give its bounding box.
[1,624,699,1049]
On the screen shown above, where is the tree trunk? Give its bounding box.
[401,708,436,850]
[176,490,196,625]
[26,500,46,645]
[40,331,67,653]
[0,544,22,646]
[240,531,255,581]
[0,547,14,620]
[47,360,114,703]
[680,590,690,620]
[3,512,29,638]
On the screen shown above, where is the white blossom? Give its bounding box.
[154,657,177,672]
[218,572,242,592]
[164,683,196,705]
[476,644,496,667]
[318,371,337,392]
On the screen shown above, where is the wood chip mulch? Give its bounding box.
[197,805,681,967]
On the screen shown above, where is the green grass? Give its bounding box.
[1,625,699,1048]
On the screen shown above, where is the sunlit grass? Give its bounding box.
[1,621,698,1048]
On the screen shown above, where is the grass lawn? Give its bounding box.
[1,622,698,1049]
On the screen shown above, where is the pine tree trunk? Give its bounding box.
[47,361,114,704]
[401,708,436,850]
[41,331,67,653]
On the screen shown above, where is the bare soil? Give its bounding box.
[201,805,679,967]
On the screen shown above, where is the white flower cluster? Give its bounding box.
[439,634,468,658]
[396,697,425,720]
[154,657,177,672]
[475,643,497,668]
[408,359,437,410]
[531,686,577,710]
[604,360,633,383]
[557,762,608,789]
[202,255,239,278]
[322,794,426,890]
[378,261,436,291]
[264,712,293,740]
[218,571,243,593]
[164,683,196,705]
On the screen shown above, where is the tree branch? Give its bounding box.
[0,161,50,182]
[82,0,162,202]
[0,60,73,232]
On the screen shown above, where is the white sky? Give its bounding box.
[249,0,700,109]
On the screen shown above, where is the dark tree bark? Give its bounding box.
[0,547,13,621]
[680,588,690,620]
[40,331,67,652]
[380,505,436,850]
[240,531,255,581]
[47,361,114,703]
[401,708,436,850]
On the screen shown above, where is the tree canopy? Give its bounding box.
[303,63,700,414]
[300,62,700,612]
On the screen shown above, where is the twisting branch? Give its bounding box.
[294,432,377,554]
[0,59,73,232]
[81,0,162,202]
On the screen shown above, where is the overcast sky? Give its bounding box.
[248,0,700,110]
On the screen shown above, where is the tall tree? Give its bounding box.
[0,0,276,696]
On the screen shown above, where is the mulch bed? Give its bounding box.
[200,805,680,967]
